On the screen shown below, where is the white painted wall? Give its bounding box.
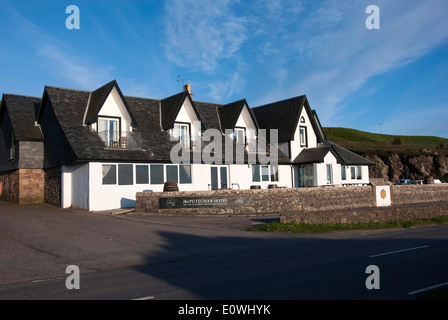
[61,163,89,210]
[290,108,318,160]
[98,87,132,132]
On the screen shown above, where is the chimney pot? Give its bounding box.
[184,83,193,98]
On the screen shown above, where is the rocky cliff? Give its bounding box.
[364,152,448,182]
[323,127,448,183]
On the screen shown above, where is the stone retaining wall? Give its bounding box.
[135,184,448,224]
[280,202,448,225]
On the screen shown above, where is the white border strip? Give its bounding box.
[408,281,448,295]
[369,245,430,258]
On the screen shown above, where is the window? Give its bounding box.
[271,165,279,182]
[118,164,133,185]
[9,131,15,160]
[98,117,120,147]
[234,128,246,144]
[102,164,117,185]
[252,165,278,183]
[150,165,164,185]
[351,167,356,180]
[173,123,190,149]
[166,165,179,183]
[299,126,307,147]
[261,165,270,182]
[326,164,333,185]
[179,165,192,184]
[136,165,149,184]
[252,164,260,182]
[341,166,346,180]
[357,166,362,180]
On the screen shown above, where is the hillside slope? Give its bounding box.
[324,127,448,182]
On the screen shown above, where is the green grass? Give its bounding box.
[246,216,448,234]
[323,127,448,156]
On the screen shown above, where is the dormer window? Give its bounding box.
[234,127,246,144]
[173,123,190,149]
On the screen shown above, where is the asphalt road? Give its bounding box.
[1,201,447,301]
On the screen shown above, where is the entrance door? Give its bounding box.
[210,166,228,190]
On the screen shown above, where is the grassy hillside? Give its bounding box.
[323,127,448,156]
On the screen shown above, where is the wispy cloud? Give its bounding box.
[163,0,248,72]
[38,45,114,89]
[203,72,246,102]
[251,0,448,127]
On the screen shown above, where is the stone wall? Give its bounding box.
[44,166,61,207]
[392,184,448,205]
[280,202,448,225]
[135,185,375,215]
[18,169,44,204]
[135,184,448,225]
[0,170,19,203]
[0,169,44,204]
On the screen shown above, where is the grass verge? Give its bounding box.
[246,216,448,233]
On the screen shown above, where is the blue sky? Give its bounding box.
[1,0,448,137]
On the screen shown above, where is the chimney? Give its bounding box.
[183,83,193,98]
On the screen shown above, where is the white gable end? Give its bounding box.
[97,87,132,132]
[291,107,318,160]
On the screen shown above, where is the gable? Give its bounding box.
[161,91,204,131]
[84,80,136,127]
[1,94,43,141]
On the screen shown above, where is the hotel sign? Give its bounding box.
[159,196,252,209]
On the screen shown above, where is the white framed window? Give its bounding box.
[173,123,190,149]
[341,166,347,180]
[98,117,120,147]
[357,166,362,180]
[233,127,246,144]
[326,164,333,185]
[252,165,278,183]
[9,131,15,161]
[351,167,356,180]
[299,126,307,147]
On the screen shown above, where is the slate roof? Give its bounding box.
[252,95,325,143]
[218,99,259,131]
[0,94,43,141]
[36,83,291,165]
[293,141,375,166]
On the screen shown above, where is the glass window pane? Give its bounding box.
[150,165,164,185]
[102,164,117,185]
[220,167,228,188]
[357,166,362,180]
[118,164,133,185]
[351,167,356,179]
[341,166,346,180]
[271,165,279,182]
[136,165,149,184]
[252,164,260,182]
[262,166,270,181]
[327,164,332,184]
[211,167,218,190]
[180,165,192,184]
[166,165,178,183]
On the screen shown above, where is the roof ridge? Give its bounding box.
[253,95,306,109]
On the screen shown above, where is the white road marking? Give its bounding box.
[408,281,448,295]
[368,245,430,258]
[133,296,155,300]
[32,276,65,283]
